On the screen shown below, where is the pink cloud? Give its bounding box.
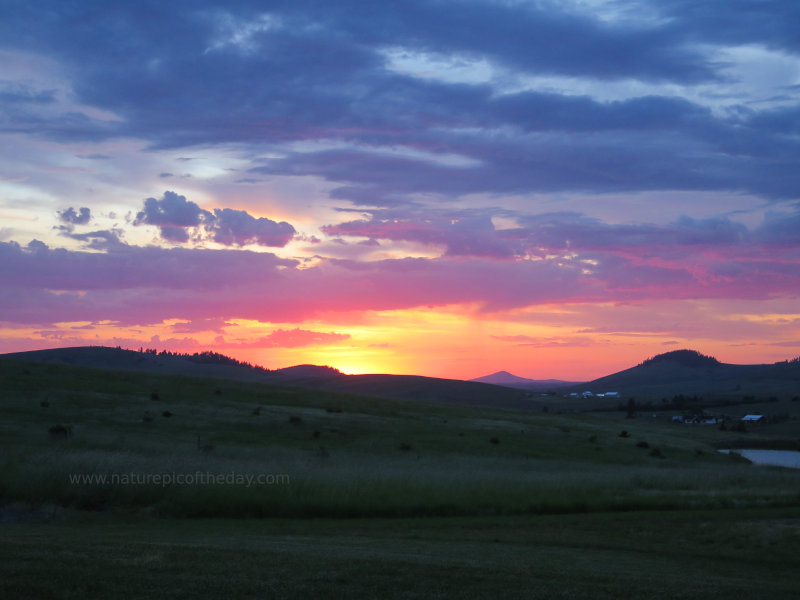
[323,212,517,258]
[170,318,234,334]
[1,227,799,330]
[222,328,350,348]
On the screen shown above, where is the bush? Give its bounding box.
[48,424,72,439]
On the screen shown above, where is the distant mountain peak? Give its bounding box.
[640,349,720,368]
[471,371,532,385]
[470,370,578,390]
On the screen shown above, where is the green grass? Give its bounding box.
[2,356,800,597]
[2,357,799,518]
[3,508,799,599]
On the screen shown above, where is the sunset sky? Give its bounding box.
[1,0,799,380]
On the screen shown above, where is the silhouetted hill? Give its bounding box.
[289,373,540,410]
[1,346,540,410]
[582,349,800,398]
[8,345,798,407]
[1,347,272,382]
[639,349,720,368]
[471,370,579,390]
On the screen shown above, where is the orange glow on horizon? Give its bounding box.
[2,298,799,382]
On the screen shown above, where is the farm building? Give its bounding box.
[741,414,765,423]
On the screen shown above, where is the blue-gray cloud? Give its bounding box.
[1,0,799,204]
[208,208,296,247]
[133,191,296,247]
[58,206,92,225]
[134,191,210,242]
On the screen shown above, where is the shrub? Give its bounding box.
[48,424,72,439]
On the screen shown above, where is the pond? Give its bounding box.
[719,449,800,469]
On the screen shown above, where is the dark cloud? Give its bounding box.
[0,82,57,105]
[58,206,92,225]
[60,228,125,251]
[754,203,800,246]
[1,1,798,202]
[132,191,296,247]
[207,208,296,247]
[134,191,210,242]
[659,0,800,54]
[323,205,796,261]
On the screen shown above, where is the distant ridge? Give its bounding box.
[470,370,579,390]
[0,346,541,410]
[5,345,798,405]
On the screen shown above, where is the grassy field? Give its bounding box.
[2,357,799,598]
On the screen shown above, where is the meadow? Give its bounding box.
[2,357,799,598]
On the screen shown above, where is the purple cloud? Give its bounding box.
[208,208,296,247]
[58,206,92,225]
[134,191,210,243]
[133,191,296,247]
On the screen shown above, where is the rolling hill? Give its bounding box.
[579,349,800,399]
[1,346,540,410]
[5,346,799,408]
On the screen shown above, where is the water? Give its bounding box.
[719,449,800,469]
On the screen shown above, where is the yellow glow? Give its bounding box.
[3,298,798,383]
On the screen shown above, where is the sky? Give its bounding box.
[1,0,799,380]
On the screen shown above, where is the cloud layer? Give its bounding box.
[1,1,799,374]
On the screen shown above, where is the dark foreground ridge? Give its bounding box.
[582,348,800,397]
[1,346,538,410]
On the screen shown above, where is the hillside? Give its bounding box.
[291,373,540,410]
[1,347,274,382]
[2,344,799,600]
[1,346,538,410]
[582,349,800,399]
